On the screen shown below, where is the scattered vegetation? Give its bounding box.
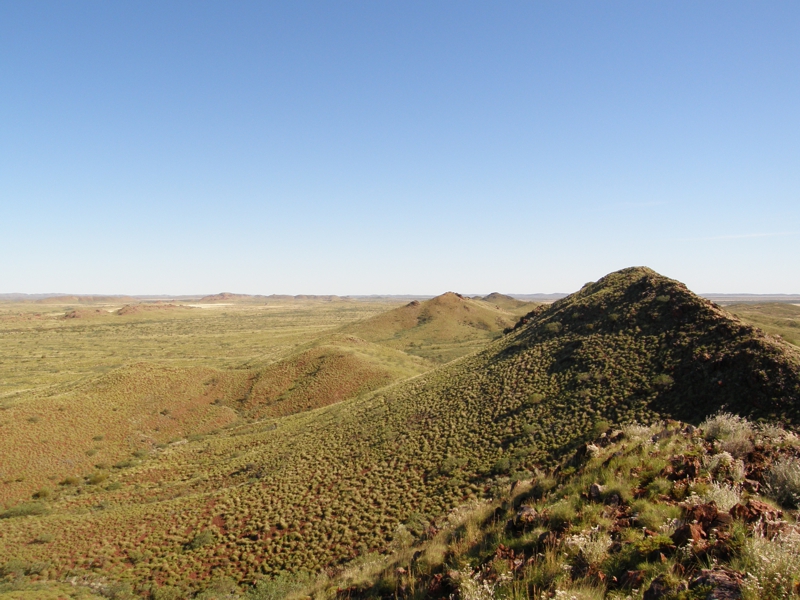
[0,267,799,598]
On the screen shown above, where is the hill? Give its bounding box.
[479,292,536,314]
[230,335,430,419]
[1,267,799,597]
[34,295,138,304]
[198,293,345,303]
[343,291,518,362]
[0,336,429,505]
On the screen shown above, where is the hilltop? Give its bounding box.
[1,267,799,598]
[478,292,537,314]
[343,291,518,362]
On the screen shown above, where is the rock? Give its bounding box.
[621,569,646,588]
[589,483,605,501]
[672,522,706,546]
[516,506,537,524]
[689,567,743,600]
[729,499,782,524]
[643,574,671,600]
[685,502,719,528]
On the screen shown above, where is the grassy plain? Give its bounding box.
[0,300,399,398]
[725,302,800,347]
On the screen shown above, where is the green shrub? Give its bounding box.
[0,501,49,519]
[740,531,800,600]
[701,412,754,457]
[86,471,109,485]
[765,456,800,508]
[33,532,54,544]
[188,529,216,550]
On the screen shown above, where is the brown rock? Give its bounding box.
[689,567,743,600]
[589,483,605,502]
[621,569,646,588]
[672,522,706,547]
[729,499,782,524]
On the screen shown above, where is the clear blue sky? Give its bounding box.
[1,2,798,295]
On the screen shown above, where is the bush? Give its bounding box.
[740,531,800,600]
[0,501,49,519]
[188,529,216,550]
[765,456,800,508]
[544,322,563,334]
[701,412,754,457]
[652,374,674,388]
[86,471,109,485]
[246,572,312,600]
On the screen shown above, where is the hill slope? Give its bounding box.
[344,292,517,362]
[1,267,799,596]
[479,292,538,314]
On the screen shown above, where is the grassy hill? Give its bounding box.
[0,336,429,505]
[1,267,798,598]
[343,292,518,363]
[478,293,538,315]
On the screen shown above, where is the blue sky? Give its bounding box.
[1,2,798,294]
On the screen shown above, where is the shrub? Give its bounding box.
[246,572,313,600]
[59,475,81,486]
[188,529,216,550]
[765,456,800,508]
[544,322,563,334]
[0,501,49,519]
[740,531,800,600]
[701,412,754,457]
[32,487,52,499]
[652,374,674,388]
[705,451,745,482]
[691,482,741,512]
[87,471,109,485]
[565,528,612,566]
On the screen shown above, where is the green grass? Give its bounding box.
[726,302,800,347]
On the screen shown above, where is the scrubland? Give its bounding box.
[0,269,799,599]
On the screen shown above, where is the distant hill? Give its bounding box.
[35,295,138,304]
[229,335,430,419]
[2,267,799,594]
[198,292,345,303]
[343,291,517,362]
[478,292,539,314]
